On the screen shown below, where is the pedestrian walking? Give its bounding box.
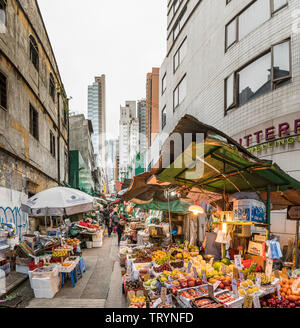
[111,210,119,234]
[117,219,126,246]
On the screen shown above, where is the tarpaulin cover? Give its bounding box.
[133,199,193,214]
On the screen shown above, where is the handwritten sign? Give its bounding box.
[193,267,198,278]
[202,270,207,283]
[152,298,162,308]
[234,255,243,270]
[232,279,238,298]
[187,261,192,273]
[166,294,173,305]
[221,263,226,274]
[168,276,173,282]
[256,273,262,289]
[233,267,239,281]
[276,283,281,300]
[161,287,167,304]
[208,283,214,298]
[239,270,245,282]
[155,280,162,292]
[213,281,221,291]
[287,205,300,220]
[253,296,261,308]
[243,295,253,308]
[265,258,273,279]
[34,257,39,265]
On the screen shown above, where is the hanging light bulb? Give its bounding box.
[189,202,205,216]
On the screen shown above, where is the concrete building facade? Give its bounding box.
[88,75,106,169]
[137,99,147,156]
[155,0,300,246]
[0,0,69,238]
[118,101,139,181]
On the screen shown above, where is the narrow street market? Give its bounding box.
[1,115,299,309]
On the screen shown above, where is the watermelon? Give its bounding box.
[221,258,231,266]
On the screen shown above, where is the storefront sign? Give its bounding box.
[239,119,300,148]
[234,255,243,270]
[287,206,300,221]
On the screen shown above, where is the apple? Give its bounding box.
[188,280,196,288]
[219,283,225,289]
[195,278,202,286]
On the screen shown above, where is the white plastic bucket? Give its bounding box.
[0,269,6,296]
[86,241,93,249]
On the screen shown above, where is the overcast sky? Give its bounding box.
[38,0,167,139]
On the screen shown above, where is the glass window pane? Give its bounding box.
[180,38,187,62]
[174,52,179,71]
[239,52,271,106]
[273,0,287,12]
[173,88,178,108]
[239,0,270,40]
[226,19,236,49]
[226,74,234,109]
[179,76,187,104]
[273,41,290,80]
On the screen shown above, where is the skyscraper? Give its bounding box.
[137,99,147,155]
[88,75,106,168]
[119,101,139,180]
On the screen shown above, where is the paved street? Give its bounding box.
[25,234,127,308]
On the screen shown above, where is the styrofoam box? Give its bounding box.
[16,264,29,275]
[92,232,103,242]
[34,285,59,299]
[93,241,102,248]
[31,276,60,290]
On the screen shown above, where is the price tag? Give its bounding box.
[233,267,239,281]
[253,296,261,308]
[168,276,173,282]
[265,258,273,279]
[155,280,162,292]
[243,295,253,308]
[209,257,214,266]
[208,283,214,298]
[187,261,192,273]
[193,267,198,278]
[256,273,262,289]
[221,263,226,274]
[234,255,243,270]
[276,283,281,300]
[152,298,162,308]
[166,294,172,305]
[161,287,167,304]
[202,270,207,283]
[34,257,39,265]
[232,279,238,298]
[239,270,245,282]
[213,280,221,291]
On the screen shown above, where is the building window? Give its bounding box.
[50,131,55,157]
[174,37,187,73]
[0,71,7,110]
[173,6,187,41]
[225,39,291,112]
[29,104,39,140]
[0,0,7,30]
[63,108,68,126]
[29,35,39,71]
[162,73,167,95]
[225,0,288,51]
[162,106,167,129]
[49,73,55,101]
[173,75,187,111]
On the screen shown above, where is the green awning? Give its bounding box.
[133,199,193,214]
[156,115,300,210]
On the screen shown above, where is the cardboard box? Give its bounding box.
[245,254,265,270]
[254,234,266,243]
[248,241,264,256]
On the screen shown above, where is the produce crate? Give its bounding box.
[191,296,223,309]
[123,279,144,296]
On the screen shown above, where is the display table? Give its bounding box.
[57,257,86,288]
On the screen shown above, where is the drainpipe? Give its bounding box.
[57,91,61,185]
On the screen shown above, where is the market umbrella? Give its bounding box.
[21,187,95,216]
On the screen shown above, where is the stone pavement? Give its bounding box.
[26,234,127,308]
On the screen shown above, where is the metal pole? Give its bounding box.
[167,191,173,244]
[296,220,299,269]
[266,186,271,240]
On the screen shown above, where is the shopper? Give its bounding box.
[117,219,126,246]
[103,206,112,237]
[111,210,120,234]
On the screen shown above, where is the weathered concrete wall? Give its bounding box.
[0,0,69,200]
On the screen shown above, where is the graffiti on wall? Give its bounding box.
[0,206,28,240]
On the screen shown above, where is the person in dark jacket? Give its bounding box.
[116,219,126,246]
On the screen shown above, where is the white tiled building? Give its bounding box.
[154,0,300,246]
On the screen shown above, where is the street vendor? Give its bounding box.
[116,217,127,246]
[201,228,222,261]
